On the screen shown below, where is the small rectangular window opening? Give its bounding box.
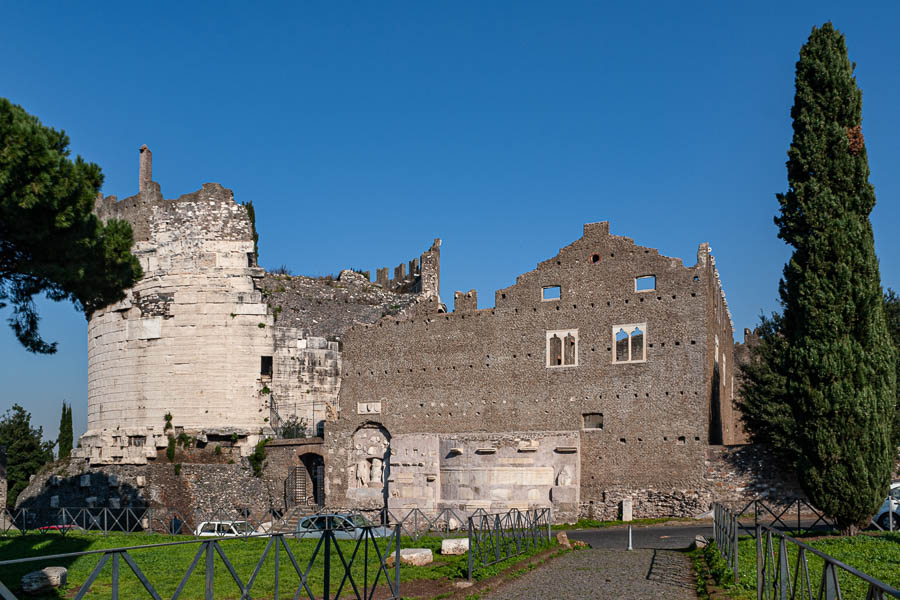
[261,356,273,377]
[542,286,561,301]
[583,413,603,430]
[635,275,656,292]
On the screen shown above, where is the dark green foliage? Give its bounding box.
[244,201,258,261]
[737,313,795,466]
[164,412,172,431]
[174,463,182,476]
[0,404,53,507]
[248,438,268,477]
[884,289,900,446]
[280,414,308,439]
[57,402,73,460]
[166,436,176,462]
[775,23,897,533]
[0,98,142,353]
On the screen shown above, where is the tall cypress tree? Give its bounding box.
[776,23,897,535]
[57,402,73,460]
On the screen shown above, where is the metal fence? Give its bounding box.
[466,507,552,581]
[712,503,900,599]
[381,507,488,542]
[729,498,836,539]
[712,503,739,584]
[0,525,401,600]
[756,524,900,600]
[0,506,375,538]
[1,505,511,543]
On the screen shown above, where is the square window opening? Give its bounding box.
[635,275,656,292]
[542,286,561,301]
[583,413,603,430]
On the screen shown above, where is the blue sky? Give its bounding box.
[2,2,899,444]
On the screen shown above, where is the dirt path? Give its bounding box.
[483,548,698,600]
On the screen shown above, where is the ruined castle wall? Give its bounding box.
[327,222,731,518]
[82,182,276,463]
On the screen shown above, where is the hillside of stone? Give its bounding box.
[259,269,421,338]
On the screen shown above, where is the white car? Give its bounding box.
[875,482,900,530]
[195,520,257,537]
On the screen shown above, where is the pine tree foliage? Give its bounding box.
[0,404,53,508]
[57,402,73,460]
[884,289,900,447]
[776,23,897,534]
[0,98,142,353]
[736,313,796,465]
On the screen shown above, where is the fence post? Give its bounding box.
[467,517,474,581]
[756,525,763,600]
[323,529,331,600]
[732,512,739,585]
[205,542,214,600]
[394,525,401,597]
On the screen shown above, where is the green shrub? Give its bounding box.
[248,438,268,477]
[166,436,176,462]
[174,463,182,476]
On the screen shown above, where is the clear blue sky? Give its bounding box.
[2,2,898,445]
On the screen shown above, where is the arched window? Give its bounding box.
[546,329,578,367]
[612,323,648,363]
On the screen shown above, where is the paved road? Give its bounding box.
[568,523,713,550]
[483,547,698,600]
[483,524,711,599]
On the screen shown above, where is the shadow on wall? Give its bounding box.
[16,471,148,517]
[713,443,805,505]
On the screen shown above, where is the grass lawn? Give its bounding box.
[0,531,555,599]
[703,531,900,599]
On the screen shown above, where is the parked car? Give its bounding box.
[295,514,391,540]
[875,482,900,530]
[195,520,257,537]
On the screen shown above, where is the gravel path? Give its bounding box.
[483,548,698,600]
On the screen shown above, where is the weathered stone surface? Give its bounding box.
[399,548,433,566]
[556,531,572,549]
[21,567,66,594]
[440,538,469,555]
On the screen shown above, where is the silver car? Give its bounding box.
[295,514,392,539]
[875,482,900,530]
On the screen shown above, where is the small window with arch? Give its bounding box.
[546,329,578,367]
[612,323,647,363]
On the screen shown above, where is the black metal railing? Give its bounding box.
[466,507,552,581]
[382,507,487,542]
[756,523,900,600]
[730,498,836,538]
[0,525,401,600]
[0,506,376,538]
[712,503,739,584]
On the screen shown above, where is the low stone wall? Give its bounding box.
[576,443,805,521]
